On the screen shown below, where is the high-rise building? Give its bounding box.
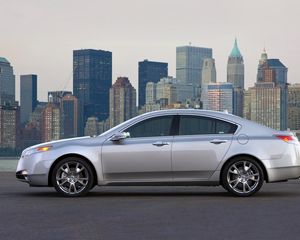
[227,39,244,117]
[151,76,200,105]
[288,84,300,131]
[207,82,233,113]
[48,91,72,104]
[73,49,112,125]
[0,57,15,106]
[176,45,212,86]
[84,117,99,136]
[248,82,281,130]
[109,77,136,127]
[243,90,252,120]
[20,74,37,124]
[61,94,80,138]
[41,103,61,142]
[156,77,177,105]
[201,58,216,110]
[138,60,168,107]
[145,82,156,104]
[0,105,20,149]
[255,50,288,130]
[84,117,110,136]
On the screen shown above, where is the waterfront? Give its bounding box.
[0,158,18,172]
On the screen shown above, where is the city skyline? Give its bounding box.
[1,0,299,102]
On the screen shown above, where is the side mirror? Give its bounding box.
[110,132,130,141]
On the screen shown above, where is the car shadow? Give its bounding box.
[15,188,300,199]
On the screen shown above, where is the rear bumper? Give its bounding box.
[263,143,300,182]
[266,166,300,182]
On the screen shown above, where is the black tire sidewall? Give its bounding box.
[51,157,94,197]
[221,157,264,197]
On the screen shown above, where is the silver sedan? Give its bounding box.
[16,109,300,197]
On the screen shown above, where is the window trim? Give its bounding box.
[176,114,239,136]
[122,115,177,139]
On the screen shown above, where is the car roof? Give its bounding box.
[142,109,241,122]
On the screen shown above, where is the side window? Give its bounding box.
[125,116,174,138]
[179,116,215,135]
[179,115,237,135]
[215,120,237,134]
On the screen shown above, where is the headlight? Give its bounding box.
[36,146,52,152]
[23,145,53,156]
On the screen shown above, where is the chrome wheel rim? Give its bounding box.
[227,161,260,194]
[56,161,89,195]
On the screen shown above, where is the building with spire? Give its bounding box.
[227,39,244,117]
[244,49,288,130]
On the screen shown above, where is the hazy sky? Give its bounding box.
[1,0,299,101]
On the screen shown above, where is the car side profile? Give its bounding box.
[16,109,300,197]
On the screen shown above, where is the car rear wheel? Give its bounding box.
[222,157,264,197]
[52,157,94,197]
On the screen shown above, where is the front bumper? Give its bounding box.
[16,152,53,186]
[16,170,29,182]
[16,170,48,186]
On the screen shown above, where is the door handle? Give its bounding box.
[152,141,169,147]
[210,139,228,144]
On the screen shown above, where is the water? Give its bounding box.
[0,158,18,172]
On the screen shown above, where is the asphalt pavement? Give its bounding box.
[1,172,300,240]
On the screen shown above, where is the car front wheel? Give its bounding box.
[52,157,94,197]
[222,157,264,197]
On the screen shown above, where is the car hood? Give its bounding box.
[23,136,104,153]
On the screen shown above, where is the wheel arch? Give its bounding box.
[48,153,98,187]
[219,154,269,184]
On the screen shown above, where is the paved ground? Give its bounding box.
[1,172,300,240]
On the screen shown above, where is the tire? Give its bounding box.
[51,157,94,197]
[221,156,264,197]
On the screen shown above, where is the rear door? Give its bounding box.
[172,115,237,180]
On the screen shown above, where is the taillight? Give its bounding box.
[276,135,298,143]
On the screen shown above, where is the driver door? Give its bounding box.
[101,115,175,183]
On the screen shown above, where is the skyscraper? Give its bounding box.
[20,74,37,124]
[109,77,136,127]
[147,77,198,107]
[73,49,112,126]
[145,82,156,104]
[41,103,61,142]
[207,82,233,113]
[288,84,300,131]
[156,77,177,105]
[227,39,244,117]
[248,82,281,130]
[0,105,20,149]
[0,57,15,106]
[138,60,168,107]
[61,94,80,138]
[255,50,288,130]
[201,58,216,110]
[47,91,72,104]
[176,45,212,86]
